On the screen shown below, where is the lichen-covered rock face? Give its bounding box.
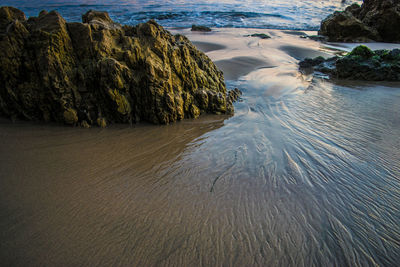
[0,7,235,126]
[299,45,400,81]
[319,0,400,43]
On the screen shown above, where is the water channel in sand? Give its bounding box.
[1,29,400,266]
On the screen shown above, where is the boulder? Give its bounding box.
[299,45,400,81]
[0,7,239,126]
[319,0,400,43]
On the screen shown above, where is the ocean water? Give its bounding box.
[1,0,361,30]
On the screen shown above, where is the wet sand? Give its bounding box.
[1,28,400,266]
[191,41,227,52]
[180,28,353,81]
[214,56,274,80]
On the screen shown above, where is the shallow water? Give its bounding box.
[1,28,400,266]
[1,0,361,30]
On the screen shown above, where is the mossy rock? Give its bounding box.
[97,117,107,128]
[108,89,131,115]
[348,45,374,59]
[299,46,400,81]
[0,7,239,127]
[63,108,78,125]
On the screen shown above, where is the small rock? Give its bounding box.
[97,117,107,128]
[63,108,78,125]
[191,24,211,32]
[227,88,242,103]
[246,33,271,39]
[81,120,91,128]
[299,56,326,69]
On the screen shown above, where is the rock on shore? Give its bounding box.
[319,0,400,43]
[0,7,237,127]
[191,25,211,32]
[299,45,400,81]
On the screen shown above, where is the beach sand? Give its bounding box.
[1,28,400,266]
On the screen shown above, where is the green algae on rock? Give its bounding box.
[0,7,238,127]
[299,45,400,81]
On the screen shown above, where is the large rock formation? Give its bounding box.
[319,0,400,43]
[299,45,400,81]
[0,7,237,127]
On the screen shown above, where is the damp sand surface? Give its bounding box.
[1,29,400,266]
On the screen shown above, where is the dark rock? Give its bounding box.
[246,33,271,39]
[82,9,121,30]
[0,7,237,126]
[227,88,242,103]
[319,0,400,43]
[226,88,242,114]
[191,25,211,32]
[388,49,400,60]
[0,6,26,33]
[302,35,328,42]
[298,56,326,69]
[299,45,400,81]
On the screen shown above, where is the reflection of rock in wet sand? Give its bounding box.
[0,114,228,265]
[0,114,227,178]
